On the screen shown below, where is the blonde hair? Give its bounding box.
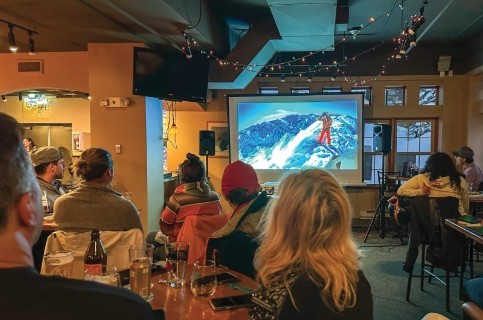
[254,169,361,312]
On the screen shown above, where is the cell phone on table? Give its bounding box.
[193,272,238,287]
[209,294,252,311]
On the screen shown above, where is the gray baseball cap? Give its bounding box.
[452,146,474,158]
[30,147,62,166]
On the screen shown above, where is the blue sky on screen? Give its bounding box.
[238,101,358,130]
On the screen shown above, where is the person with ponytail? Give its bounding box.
[53,148,143,233]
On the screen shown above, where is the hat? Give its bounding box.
[452,146,474,158]
[221,160,259,196]
[30,147,62,167]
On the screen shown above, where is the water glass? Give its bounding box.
[190,259,217,297]
[165,241,189,288]
[44,250,74,278]
[84,265,121,287]
[129,244,154,299]
[468,182,474,193]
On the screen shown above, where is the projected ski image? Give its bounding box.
[237,101,358,170]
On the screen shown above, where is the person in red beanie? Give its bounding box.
[212,160,271,238]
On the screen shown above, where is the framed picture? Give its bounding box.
[207,121,229,157]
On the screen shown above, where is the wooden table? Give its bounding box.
[150,267,258,320]
[43,216,58,231]
[469,193,483,216]
[445,218,483,298]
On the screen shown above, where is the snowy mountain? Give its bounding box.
[239,113,358,170]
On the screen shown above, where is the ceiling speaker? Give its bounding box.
[438,56,451,72]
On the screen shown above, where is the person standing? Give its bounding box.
[0,113,164,320]
[30,146,67,214]
[317,112,332,145]
[453,146,483,191]
[23,137,37,153]
[249,169,373,319]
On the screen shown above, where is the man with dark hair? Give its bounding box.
[453,146,483,191]
[0,113,164,320]
[213,160,270,238]
[30,146,67,214]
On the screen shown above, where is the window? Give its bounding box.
[351,87,372,106]
[419,86,439,106]
[395,120,434,172]
[385,87,405,106]
[291,87,310,94]
[322,87,342,93]
[363,119,436,184]
[259,87,278,94]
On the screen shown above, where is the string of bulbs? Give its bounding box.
[181,0,428,86]
[0,18,38,54]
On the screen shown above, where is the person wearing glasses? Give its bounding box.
[30,146,67,214]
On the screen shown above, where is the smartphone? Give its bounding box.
[209,294,252,311]
[118,268,130,286]
[193,272,238,287]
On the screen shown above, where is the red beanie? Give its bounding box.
[221,160,259,196]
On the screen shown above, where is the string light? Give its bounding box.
[180,0,428,85]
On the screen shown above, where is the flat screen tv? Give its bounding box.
[227,93,365,185]
[133,47,209,103]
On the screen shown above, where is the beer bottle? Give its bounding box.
[84,229,107,275]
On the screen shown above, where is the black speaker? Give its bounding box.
[373,124,392,153]
[199,130,215,156]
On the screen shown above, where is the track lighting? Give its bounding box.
[1,95,6,102]
[8,24,18,53]
[409,33,417,47]
[281,74,286,82]
[28,31,35,55]
[18,93,22,101]
[307,74,312,82]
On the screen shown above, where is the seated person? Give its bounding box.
[213,160,270,238]
[249,169,373,319]
[148,153,222,259]
[463,278,483,310]
[30,146,67,214]
[397,152,469,215]
[453,146,483,191]
[54,148,143,233]
[0,113,163,320]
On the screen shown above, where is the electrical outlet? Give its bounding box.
[115,145,121,154]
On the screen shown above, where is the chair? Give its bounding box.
[461,302,483,320]
[41,229,144,279]
[405,196,465,312]
[176,214,229,265]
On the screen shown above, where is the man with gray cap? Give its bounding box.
[30,146,67,214]
[453,146,483,191]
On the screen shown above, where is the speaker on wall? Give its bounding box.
[373,124,392,153]
[199,130,215,156]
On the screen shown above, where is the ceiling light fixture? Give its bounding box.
[28,31,35,55]
[307,74,312,82]
[1,95,7,102]
[280,74,286,82]
[1,18,39,53]
[182,31,193,59]
[8,24,18,53]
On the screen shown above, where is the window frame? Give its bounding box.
[291,87,310,94]
[351,86,372,106]
[259,87,279,94]
[419,85,440,106]
[322,87,342,93]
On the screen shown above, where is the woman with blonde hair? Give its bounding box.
[54,147,143,233]
[249,169,373,320]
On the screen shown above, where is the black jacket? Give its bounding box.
[403,196,464,273]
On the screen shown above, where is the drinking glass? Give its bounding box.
[190,259,217,297]
[128,243,154,300]
[44,250,74,278]
[165,241,189,288]
[468,182,474,193]
[84,265,121,287]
